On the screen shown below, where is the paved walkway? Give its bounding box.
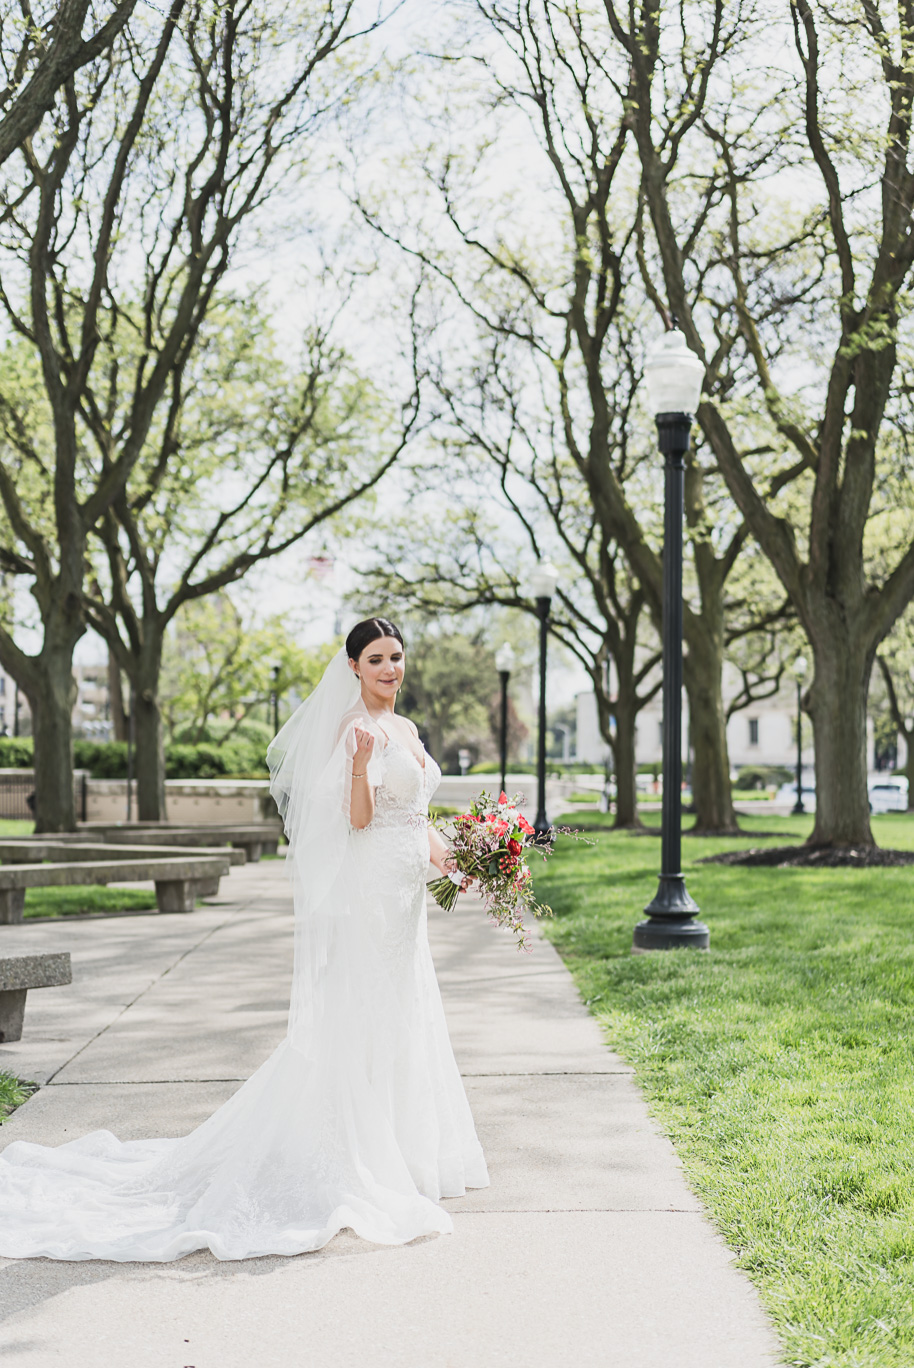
[0,862,783,1367]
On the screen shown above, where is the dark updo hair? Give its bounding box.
[345,617,405,662]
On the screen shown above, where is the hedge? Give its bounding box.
[0,736,268,780]
[0,737,34,768]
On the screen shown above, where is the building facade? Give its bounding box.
[576,661,906,779]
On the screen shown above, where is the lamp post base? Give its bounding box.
[791,802,806,816]
[633,874,709,952]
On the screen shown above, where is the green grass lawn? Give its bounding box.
[0,1073,38,1122]
[0,821,163,916]
[535,812,914,1368]
[23,886,158,918]
[0,820,35,837]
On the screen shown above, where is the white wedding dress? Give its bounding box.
[0,667,488,1262]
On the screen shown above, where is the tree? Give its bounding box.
[0,0,139,167]
[83,297,418,818]
[357,2,787,830]
[612,0,914,845]
[160,595,337,745]
[0,0,391,829]
[358,492,662,827]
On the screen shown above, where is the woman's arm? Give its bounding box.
[427,823,451,874]
[428,824,473,890]
[349,725,377,829]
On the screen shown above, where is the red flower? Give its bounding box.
[499,791,509,805]
[517,815,534,836]
[507,838,522,856]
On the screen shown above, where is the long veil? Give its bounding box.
[266,647,382,1051]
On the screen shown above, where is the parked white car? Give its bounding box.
[868,777,909,814]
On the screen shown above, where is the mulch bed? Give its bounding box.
[699,844,914,868]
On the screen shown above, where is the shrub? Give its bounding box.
[733,764,794,791]
[165,742,255,779]
[0,737,34,768]
[73,740,128,777]
[468,760,537,775]
[0,734,270,780]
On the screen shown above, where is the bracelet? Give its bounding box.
[351,771,366,779]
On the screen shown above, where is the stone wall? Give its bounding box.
[86,779,277,824]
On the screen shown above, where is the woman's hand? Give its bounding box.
[349,724,376,830]
[352,725,375,772]
[443,852,474,893]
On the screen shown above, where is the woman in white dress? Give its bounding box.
[0,616,488,1261]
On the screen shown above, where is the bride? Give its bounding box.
[0,616,489,1261]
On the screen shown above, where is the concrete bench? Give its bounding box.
[0,952,72,1042]
[0,842,245,899]
[0,855,232,924]
[78,823,283,861]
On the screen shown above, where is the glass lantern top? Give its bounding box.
[530,560,560,600]
[643,329,705,417]
[495,642,516,673]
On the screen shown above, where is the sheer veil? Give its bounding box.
[267,647,382,1052]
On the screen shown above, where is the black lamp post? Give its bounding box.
[531,561,559,839]
[495,642,516,797]
[126,684,135,822]
[792,655,807,815]
[271,663,281,735]
[633,329,710,953]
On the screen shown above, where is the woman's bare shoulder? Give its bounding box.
[335,709,386,745]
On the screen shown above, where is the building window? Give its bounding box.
[748,717,759,747]
[0,676,5,695]
[658,721,663,746]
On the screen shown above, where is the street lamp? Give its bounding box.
[792,655,808,815]
[633,329,710,952]
[494,642,516,797]
[531,561,559,838]
[271,663,281,735]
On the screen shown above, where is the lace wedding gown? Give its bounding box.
[0,726,488,1262]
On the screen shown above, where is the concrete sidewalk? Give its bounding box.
[0,861,783,1368]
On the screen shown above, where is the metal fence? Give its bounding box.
[0,771,88,822]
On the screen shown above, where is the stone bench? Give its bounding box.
[0,855,232,924]
[77,823,283,862]
[0,842,245,898]
[0,952,72,1042]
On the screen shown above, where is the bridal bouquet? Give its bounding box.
[428,791,557,951]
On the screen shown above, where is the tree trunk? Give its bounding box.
[609,682,641,829]
[29,642,79,833]
[131,637,167,821]
[807,643,875,847]
[610,694,640,820]
[683,638,739,834]
[133,686,167,820]
[108,649,128,741]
